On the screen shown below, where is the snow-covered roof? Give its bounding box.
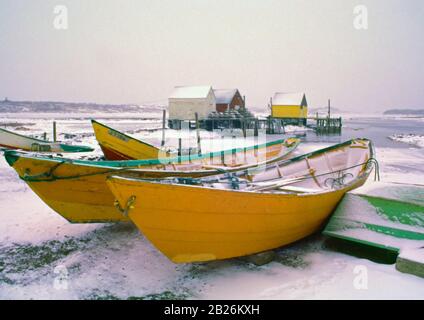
[272,92,307,106]
[169,86,212,99]
[214,89,238,104]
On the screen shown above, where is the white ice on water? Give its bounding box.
[389,134,424,148]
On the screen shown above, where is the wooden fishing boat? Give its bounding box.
[4,137,299,223]
[0,127,93,153]
[106,139,376,263]
[92,120,166,160]
[324,182,424,258]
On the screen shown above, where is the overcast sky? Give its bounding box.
[0,0,423,112]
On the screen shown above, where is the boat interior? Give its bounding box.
[139,139,374,195]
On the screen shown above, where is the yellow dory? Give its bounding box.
[106,139,376,263]
[4,138,299,223]
[92,120,165,160]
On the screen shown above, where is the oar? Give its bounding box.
[246,175,309,192]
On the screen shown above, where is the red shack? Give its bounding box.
[213,89,245,113]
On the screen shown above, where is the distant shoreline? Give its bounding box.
[384,109,424,116]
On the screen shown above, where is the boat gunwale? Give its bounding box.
[0,127,94,152]
[107,138,375,199]
[0,126,51,143]
[107,170,370,199]
[4,137,297,169]
[58,143,94,152]
[91,119,159,150]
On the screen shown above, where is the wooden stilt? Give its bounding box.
[53,121,57,142]
[195,112,201,155]
[161,110,166,147]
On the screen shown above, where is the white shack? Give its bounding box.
[168,85,216,121]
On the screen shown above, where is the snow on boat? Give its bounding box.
[92,120,165,160]
[106,138,376,263]
[3,137,299,223]
[324,182,424,259]
[0,127,94,153]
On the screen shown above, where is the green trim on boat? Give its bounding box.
[59,144,94,153]
[4,137,301,169]
[4,151,19,167]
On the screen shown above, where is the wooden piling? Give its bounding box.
[242,119,246,138]
[231,135,236,165]
[254,119,259,157]
[328,99,331,119]
[195,112,201,155]
[178,138,182,163]
[254,119,259,137]
[53,121,57,142]
[161,110,166,147]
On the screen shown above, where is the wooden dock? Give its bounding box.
[169,116,342,135]
[169,106,342,135]
[308,116,342,134]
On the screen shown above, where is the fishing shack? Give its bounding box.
[168,85,216,129]
[270,92,308,125]
[214,89,245,112]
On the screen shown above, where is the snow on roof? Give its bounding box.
[214,89,238,104]
[272,92,307,106]
[169,86,212,99]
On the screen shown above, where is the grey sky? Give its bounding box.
[0,0,423,112]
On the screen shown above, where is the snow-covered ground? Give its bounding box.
[0,113,423,300]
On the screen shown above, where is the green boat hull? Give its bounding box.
[324,182,424,256]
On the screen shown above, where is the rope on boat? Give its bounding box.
[180,157,381,190]
[20,161,146,182]
[114,195,136,217]
[22,161,65,181]
[18,153,380,188]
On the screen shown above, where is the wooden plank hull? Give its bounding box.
[107,179,364,263]
[92,120,163,160]
[4,138,299,223]
[0,127,93,153]
[106,139,374,263]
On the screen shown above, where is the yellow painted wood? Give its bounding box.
[106,138,374,263]
[107,176,368,263]
[92,120,163,160]
[271,105,308,119]
[8,139,298,223]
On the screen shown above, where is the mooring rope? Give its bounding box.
[21,162,139,182]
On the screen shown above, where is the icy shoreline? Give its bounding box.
[389,134,424,148]
[0,115,424,299]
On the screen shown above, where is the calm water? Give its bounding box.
[297,117,424,149]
